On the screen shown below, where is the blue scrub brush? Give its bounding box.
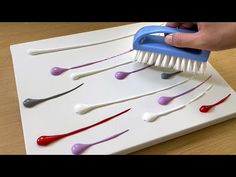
[133,25,210,74]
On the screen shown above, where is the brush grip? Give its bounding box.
[133,25,195,44]
[133,25,210,62]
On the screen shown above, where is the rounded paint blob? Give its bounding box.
[23,83,84,108]
[74,78,190,114]
[161,71,182,79]
[199,105,212,113]
[114,64,153,80]
[143,85,213,122]
[50,50,133,76]
[71,61,132,81]
[199,93,231,113]
[157,75,212,105]
[36,108,131,146]
[115,72,130,80]
[70,73,80,80]
[142,112,157,122]
[71,129,129,155]
[50,67,68,76]
[74,104,92,114]
[158,96,174,105]
[71,143,90,155]
[23,98,44,108]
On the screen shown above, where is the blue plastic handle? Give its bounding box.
[133,25,210,62]
[133,25,195,44]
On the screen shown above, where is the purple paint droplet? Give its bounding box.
[50,67,68,76]
[115,72,130,80]
[71,144,91,155]
[157,75,212,106]
[50,50,133,76]
[114,64,154,80]
[71,129,129,155]
[158,96,174,105]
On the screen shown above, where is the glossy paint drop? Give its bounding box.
[199,94,231,113]
[23,83,84,108]
[36,108,131,146]
[115,64,153,80]
[71,129,129,155]
[158,75,212,105]
[142,85,213,122]
[161,71,182,79]
[50,49,133,76]
[74,78,191,115]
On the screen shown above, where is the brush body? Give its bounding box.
[133,26,210,73]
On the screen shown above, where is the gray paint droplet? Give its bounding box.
[161,71,182,79]
[23,83,84,108]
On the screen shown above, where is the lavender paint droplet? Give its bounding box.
[115,72,130,80]
[71,144,91,155]
[114,64,154,80]
[71,129,129,155]
[50,67,68,76]
[157,75,212,105]
[49,50,133,76]
[158,96,174,105]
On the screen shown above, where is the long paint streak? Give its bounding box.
[37,108,131,146]
[50,49,133,76]
[23,83,84,108]
[158,75,212,105]
[71,61,133,80]
[71,129,129,155]
[74,77,192,115]
[27,34,134,55]
[143,85,213,122]
[115,64,154,80]
[28,23,166,55]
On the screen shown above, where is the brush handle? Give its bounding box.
[133,25,210,62]
[134,25,194,43]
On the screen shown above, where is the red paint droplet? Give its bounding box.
[199,105,212,113]
[199,94,231,113]
[37,135,64,146]
[36,108,131,146]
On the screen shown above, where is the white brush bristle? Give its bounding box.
[161,55,170,67]
[155,54,163,66]
[142,52,151,63]
[174,57,181,70]
[147,53,156,65]
[168,56,176,68]
[134,50,207,74]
